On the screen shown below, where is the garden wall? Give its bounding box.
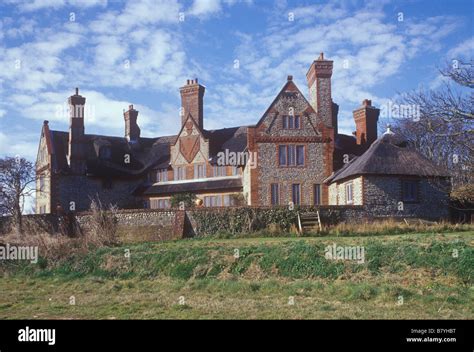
[0,206,366,239]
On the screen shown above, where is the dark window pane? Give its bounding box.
[292,184,300,205]
[288,145,296,166]
[288,116,294,129]
[296,145,304,165]
[271,184,279,205]
[314,184,321,205]
[403,181,418,201]
[279,145,287,166]
[282,116,287,129]
[294,116,300,128]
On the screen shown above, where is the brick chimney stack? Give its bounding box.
[306,52,334,127]
[353,99,380,150]
[179,78,205,129]
[124,104,140,142]
[67,87,86,174]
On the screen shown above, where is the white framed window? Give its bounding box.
[151,199,170,209]
[345,182,353,204]
[194,164,206,179]
[213,165,226,177]
[156,169,168,182]
[174,166,185,180]
[204,195,223,207]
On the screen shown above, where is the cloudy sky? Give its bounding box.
[0,0,472,162]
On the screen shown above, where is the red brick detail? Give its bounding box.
[321,123,335,205]
[180,134,200,163]
[247,127,259,205]
[179,79,205,129]
[353,99,379,149]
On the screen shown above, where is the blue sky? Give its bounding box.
[0,0,473,162]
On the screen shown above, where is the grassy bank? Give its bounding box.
[0,231,472,319]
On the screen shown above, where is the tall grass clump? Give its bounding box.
[86,199,119,247]
[319,219,472,237]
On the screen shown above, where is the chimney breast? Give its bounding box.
[306,53,334,126]
[67,88,86,174]
[179,78,205,128]
[124,104,140,142]
[353,98,380,150]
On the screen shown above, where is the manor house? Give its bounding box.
[35,54,450,220]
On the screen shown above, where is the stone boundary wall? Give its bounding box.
[0,204,452,239]
[0,214,59,235]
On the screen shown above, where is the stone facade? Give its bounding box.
[327,175,450,220]
[247,75,335,206]
[331,176,363,206]
[362,176,450,220]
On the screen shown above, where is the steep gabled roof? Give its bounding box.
[255,77,316,128]
[325,132,450,183]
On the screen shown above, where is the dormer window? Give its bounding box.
[99,146,112,160]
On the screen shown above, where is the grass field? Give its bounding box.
[0,231,473,319]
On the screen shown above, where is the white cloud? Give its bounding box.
[188,0,252,18]
[447,38,474,61]
[0,31,82,92]
[189,0,222,16]
[5,88,179,139]
[0,131,39,161]
[5,0,107,12]
[89,0,181,35]
[226,5,464,135]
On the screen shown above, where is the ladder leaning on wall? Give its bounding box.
[297,211,322,234]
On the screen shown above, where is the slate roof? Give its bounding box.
[48,126,248,178]
[325,132,450,183]
[333,133,365,171]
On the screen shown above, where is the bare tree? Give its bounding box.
[0,156,36,234]
[391,60,473,195]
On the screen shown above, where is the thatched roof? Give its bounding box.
[325,132,450,183]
